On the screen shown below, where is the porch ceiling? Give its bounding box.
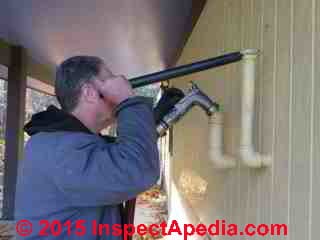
[0,0,205,84]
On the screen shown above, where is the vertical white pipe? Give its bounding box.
[208,112,236,169]
[239,49,271,167]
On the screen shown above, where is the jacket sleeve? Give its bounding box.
[52,96,160,206]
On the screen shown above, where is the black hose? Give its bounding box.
[130,51,243,88]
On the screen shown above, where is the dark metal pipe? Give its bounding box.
[130,51,243,88]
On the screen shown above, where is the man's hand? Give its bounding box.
[153,87,185,125]
[95,75,134,107]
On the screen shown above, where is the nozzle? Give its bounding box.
[156,82,219,136]
[187,81,219,115]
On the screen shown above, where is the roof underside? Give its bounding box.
[0,0,204,82]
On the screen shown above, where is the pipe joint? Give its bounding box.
[208,113,236,169]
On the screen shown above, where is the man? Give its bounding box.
[15,56,161,239]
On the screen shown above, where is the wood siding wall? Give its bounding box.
[169,1,320,239]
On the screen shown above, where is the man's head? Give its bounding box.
[55,56,116,132]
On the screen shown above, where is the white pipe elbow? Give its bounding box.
[208,112,236,169]
[239,147,272,168]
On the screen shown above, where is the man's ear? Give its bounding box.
[81,84,99,104]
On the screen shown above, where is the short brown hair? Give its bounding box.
[55,56,103,112]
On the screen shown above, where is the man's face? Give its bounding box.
[92,64,117,129]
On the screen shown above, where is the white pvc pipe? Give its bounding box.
[208,112,236,169]
[239,49,271,168]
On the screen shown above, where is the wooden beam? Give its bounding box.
[27,77,55,96]
[0,38,55,88]
[26,59,55,87]
[2,46,27,220]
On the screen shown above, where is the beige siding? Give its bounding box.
[312,1,320,238]
[290,0,314,239]
[169,0,319,239]
[272,0,291,229]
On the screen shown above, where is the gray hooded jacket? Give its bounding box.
[15,96,160,239]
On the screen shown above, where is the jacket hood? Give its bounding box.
[24,105,92,136]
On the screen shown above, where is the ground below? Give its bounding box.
[134,185,168,240]
[0,185,168,240]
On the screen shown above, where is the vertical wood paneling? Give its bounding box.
[232,2,242,229]
[238,0,251,230]
[289,0,313,239]
[224,0,242,228]
[254,0,265,232]
[246,2,262,237]
[272,0,291,228]
[258,0,276,226]
[222,0,232,225]
[311,0,319,239]
[213,0,229,222]
[229,0,243,228]
[169,1,320,239]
